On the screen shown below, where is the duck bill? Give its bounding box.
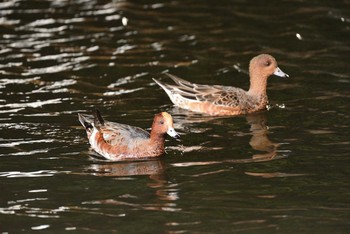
[274,67,289,78]
[167,127,180,139]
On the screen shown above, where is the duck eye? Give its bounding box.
[159,120,164,125]
[265,61,271,66]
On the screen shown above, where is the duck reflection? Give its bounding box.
[88,158,166,177]
[86,158,179,203]
[246,112,280,162]
[169,107,284,163]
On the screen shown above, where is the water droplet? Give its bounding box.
[122,17,128,26]
[296,33,302,40]
[31,224,50,230]
[276,104,285,109]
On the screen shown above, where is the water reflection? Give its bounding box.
[246,112,280,161]
[86,159,179,206]
[171,109,286,165]
[87,159,166,177]
[1,0,348,231]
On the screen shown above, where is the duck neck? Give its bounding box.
[150,132,166,151]
[247,74,268,97]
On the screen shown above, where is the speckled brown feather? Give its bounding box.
[153,54,288,116]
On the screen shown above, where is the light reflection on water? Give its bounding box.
[0,0,349,232]
[0,170,58,178]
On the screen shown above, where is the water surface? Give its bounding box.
[1,0,350,232]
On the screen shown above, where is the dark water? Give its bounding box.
[1,0,350,232]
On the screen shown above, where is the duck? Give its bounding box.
[153,54,289,116]
[78,109,179,161]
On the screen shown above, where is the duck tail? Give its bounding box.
[78,113,94,132]
[93,109,105,129]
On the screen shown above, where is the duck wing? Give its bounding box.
[100,121,150,146]
[79,112,150,146]
[162,73,246,108]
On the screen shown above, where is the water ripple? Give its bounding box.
[0,0,349,232]
[0,98,62,109]
[0,170,59,178]
[22,63,73,76]
[0,139,55,148]
[31,79,76,93]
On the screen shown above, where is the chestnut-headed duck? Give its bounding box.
[78,110,179,161]
[153,54,289,116]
